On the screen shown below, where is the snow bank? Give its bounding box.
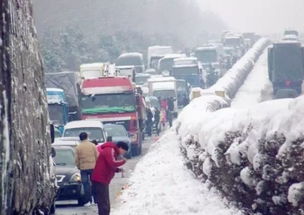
[204,38,270,99]
[178,96,304,214]
[112,131,242,215]
[231,50,273,108]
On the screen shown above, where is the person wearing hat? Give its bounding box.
[91,141,129,215]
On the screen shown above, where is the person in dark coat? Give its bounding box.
[146,108,153,136]
[91,141,128,215]
[154,107,160,135]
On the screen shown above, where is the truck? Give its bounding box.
[147,76,178,115]
[80,77,144,156]
[157,54,185,75]
[45,71,81,121]
[115,66,136,82]
[194,47,222,87]
[46,88,69,134]
[268,41,304,98]
[80,63,109,80]
[171,57,204,88]
[147,46,173,70]
[176,79,190,107]
[116,52,145,74]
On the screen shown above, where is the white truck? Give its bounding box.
[147,46,173,70]
[147,76,178,115]
[80,63,109,80]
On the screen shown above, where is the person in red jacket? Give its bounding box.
[91,141,129,215]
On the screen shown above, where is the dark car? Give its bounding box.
[53,146,86,205]
[104,123,132,158]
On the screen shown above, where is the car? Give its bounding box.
[52,137,80,147]
[63,120,106,145]
[103,124,132,158]
[53,146,86,206]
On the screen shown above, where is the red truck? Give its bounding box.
[80,77,144,155]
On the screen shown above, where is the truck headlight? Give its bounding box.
[70,173,81,183]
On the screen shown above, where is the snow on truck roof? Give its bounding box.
[118,52,143,58]
[160,54,185,60]
[47,88,64,92]
[148,76,176,82]
[196,46,217,51]
[80,63,105,69]
[81,77,133,95]
[64,120,104,129]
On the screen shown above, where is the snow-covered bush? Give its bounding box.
[178,97,304,215]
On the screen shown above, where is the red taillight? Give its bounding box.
[285,80,292,87]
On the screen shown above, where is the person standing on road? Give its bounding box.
[146,108,153,136]
[91,141,128,215]
[154,107,160,135]
[75,132,98,205]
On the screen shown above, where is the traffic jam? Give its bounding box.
[46,32,259,209]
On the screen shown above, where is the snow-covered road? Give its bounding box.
[112,130,242,215]
[231,50,273,108]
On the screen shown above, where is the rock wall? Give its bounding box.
[0,1,56,214]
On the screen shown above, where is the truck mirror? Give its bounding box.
[50,124,55,144]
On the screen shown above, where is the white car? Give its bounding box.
[63,120,106,145]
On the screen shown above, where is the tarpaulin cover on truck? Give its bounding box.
[45,71,80,107]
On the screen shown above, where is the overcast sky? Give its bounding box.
[199,0,304,34]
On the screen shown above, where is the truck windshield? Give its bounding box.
[48,104,64,125]
[153,90,176,99]
[81,93,136,114]
[172,67,201,87]
[116,56,142,66]
[195,50,217,63]
[159,58,174,72]
[64,127,105,142]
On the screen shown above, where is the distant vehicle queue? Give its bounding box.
[45,31,262,207]
[45,31,259,158]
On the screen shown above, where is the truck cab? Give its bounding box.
[116,52,145,74]
[171,57,204,88]
[147,46,173,70]
[80,63,108,80]
[47,88,69,134]
[268,41,304,97]
[148,76,178,115]
[80,77,143,156]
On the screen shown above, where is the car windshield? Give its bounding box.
[54,148,75,166]
[81,93,136,114]
[48,104,64,125]
[64,127,105,142]
[105,125,127,137]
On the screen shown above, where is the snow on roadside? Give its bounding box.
[112,130,242,215]
[231,50,273,108]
